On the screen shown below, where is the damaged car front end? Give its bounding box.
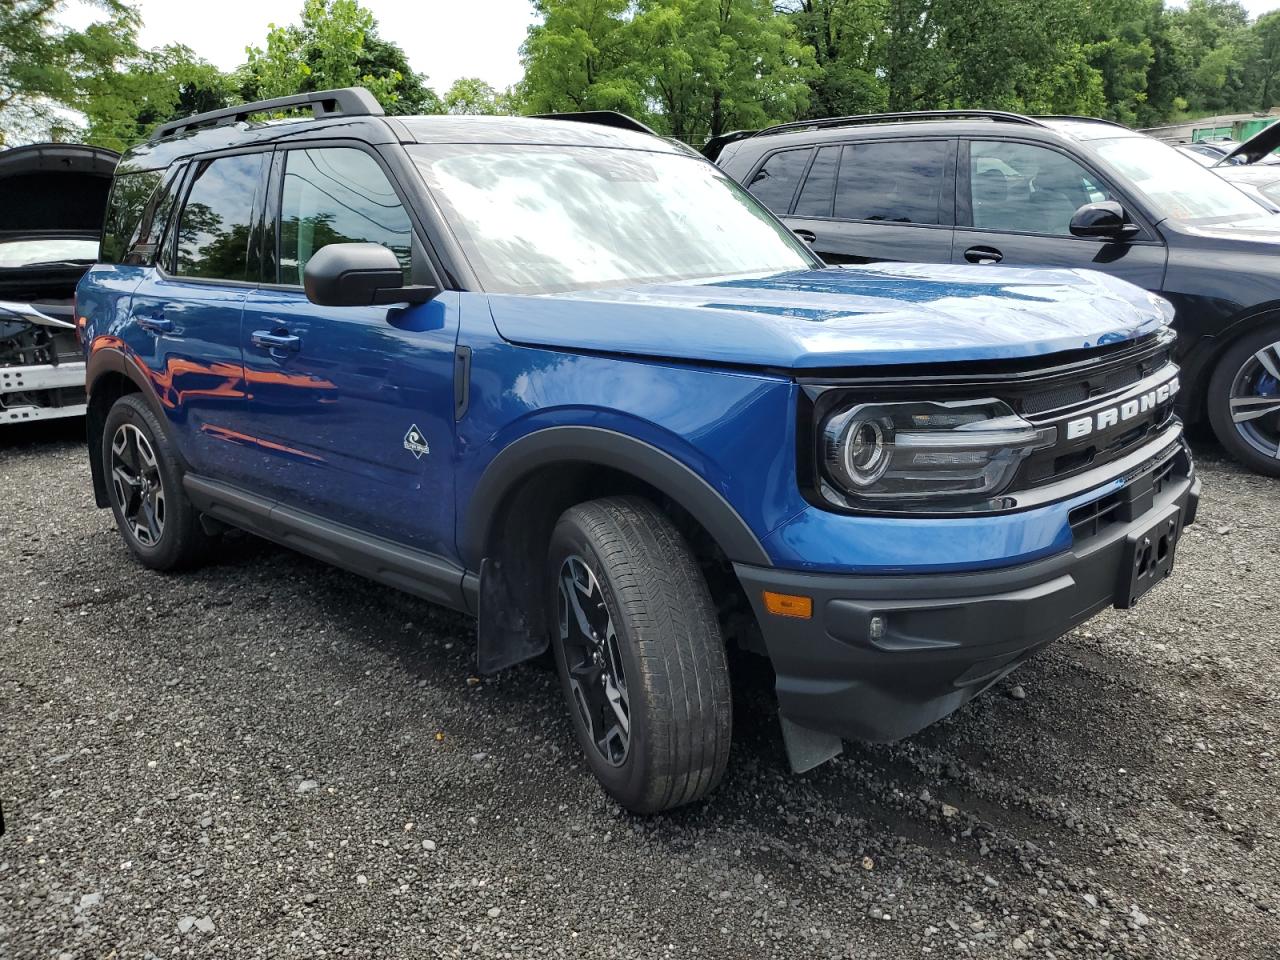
[1,143,117,425]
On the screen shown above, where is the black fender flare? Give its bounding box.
[1179,305,1280,420]
[461,425,772,570]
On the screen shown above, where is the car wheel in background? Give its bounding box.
[1208,323,1280,477]
[547,496,732,814]
[102,393,214,570]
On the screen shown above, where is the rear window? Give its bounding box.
[100,171,163,264]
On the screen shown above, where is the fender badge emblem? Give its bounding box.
[403,425,430,459]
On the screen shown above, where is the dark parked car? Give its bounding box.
[1,142,117,426]
[1200,122,1280,215]
[713,111,1280,476]
[79,90,1196,812]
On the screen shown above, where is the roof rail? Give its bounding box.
[532,110,659,137]
[151,87,384,141]
[1033,115,1132,130]
[756,110,1047,138]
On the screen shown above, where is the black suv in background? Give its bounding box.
[713,111,1280,476]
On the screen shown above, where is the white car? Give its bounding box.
[1,143,117,425]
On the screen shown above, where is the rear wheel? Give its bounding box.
[547,496,732,813]
[1207,324,1280,477]
[102,394,214,570]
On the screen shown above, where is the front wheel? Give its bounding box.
[547,496,732,813]
[1207,324,1280,477]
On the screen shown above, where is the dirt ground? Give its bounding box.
[1,420,1276,959]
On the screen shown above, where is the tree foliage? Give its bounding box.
[240,0,440,114]
[8,0,1280,151]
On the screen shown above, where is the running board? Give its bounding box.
[183,474,470,612]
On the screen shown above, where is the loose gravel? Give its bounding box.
[1,420,1277,958]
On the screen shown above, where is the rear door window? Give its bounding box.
[834,140,950,224]
[745,148,812,214]
[793,145,840,218]
[174,153,265,281]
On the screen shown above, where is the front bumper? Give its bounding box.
[736,442,1199,747]
[1,361,86,424]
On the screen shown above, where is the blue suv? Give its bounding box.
[78,89,1199,813]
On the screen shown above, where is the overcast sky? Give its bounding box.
[60,0,1280,96]
[60,0,535,93]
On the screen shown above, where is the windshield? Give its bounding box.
[1091,136,1270,222]
[0,237,98,269]
[408,144,817,294]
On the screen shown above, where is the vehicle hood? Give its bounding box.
[1220,121,1280,166]
[1216,164,1280,186]
[0,142,118,236]
[485,264,1171,369]
[1169,211,1280,245]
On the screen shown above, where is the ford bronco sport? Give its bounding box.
[78,89,1199,813]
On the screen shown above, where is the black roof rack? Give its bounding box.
[755,109,1047,138]
[532,110,659,137]
[151,87,384,141]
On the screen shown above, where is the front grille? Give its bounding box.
[1068,444,1186,542]
[1016,359,1180,490]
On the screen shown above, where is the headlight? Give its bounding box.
[819,399,1056,510]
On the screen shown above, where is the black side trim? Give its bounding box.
[184,475,469,612]
[461,426,771,569]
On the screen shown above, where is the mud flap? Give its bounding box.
[475,557,549,674]
[779,715,844,773]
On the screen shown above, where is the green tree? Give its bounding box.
[624,0,815,142]
[443,76,522,115]
[0,0,136,145]
[521,0,644,116]
[778,0,886,118]
[241,0,441,114]
[79,45,233,151]
[1251,11,1280,110]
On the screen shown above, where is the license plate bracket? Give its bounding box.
[1117,504,1182,609]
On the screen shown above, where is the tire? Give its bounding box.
[547,496,732,813]
[1206,323,1280,477]
[102,393,214,570]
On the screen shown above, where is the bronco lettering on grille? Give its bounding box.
[1065,377,1179,441]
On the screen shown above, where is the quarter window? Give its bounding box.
[834,140,949,224]
[278,147,413,285]
[745,148,811,214]
[100,171,163,264]
[969,141,1113,236]
[174,153,265,281]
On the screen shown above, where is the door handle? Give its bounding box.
[964,245,1003,264]
[251,330,301,352]
[793,228,817,245]
[137,315,173,334]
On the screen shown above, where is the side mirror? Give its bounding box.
[1069,201,1139,241]
[303,242,436,307]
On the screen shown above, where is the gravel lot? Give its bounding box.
[1,420,1277,959]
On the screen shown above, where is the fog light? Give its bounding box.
[868,615,885,642]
